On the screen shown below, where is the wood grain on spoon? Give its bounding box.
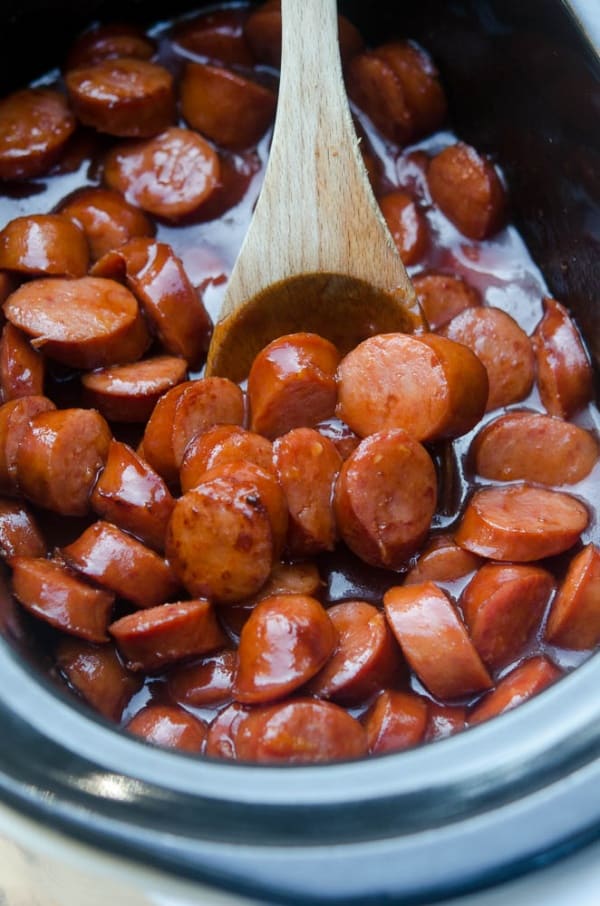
[205,0,424,382]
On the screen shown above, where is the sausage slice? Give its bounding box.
[0,214,89,278]
[172,8,254,66]
[12,557,114,642]
[334,429,437,569]
[0,324,45,401]
[472,411,598,486]
[363,690,429,754]
[180,425,274,493]
[545,544,600,649]
[168,649,237,708]
[205,702,249,759]
[461,563,555,670]
[126,704,207,752]
[0,89,76,181]
[17,408,111,516]
[62,521,179,609]
[110,599,227,671]
[82,355,188,422]
[58,187,154,262]
[469,656,561,726]
[65,24,156,70]
[66,58,175,137]
[412,272,481,331]
[384,582,492,699]
[90,440,174,552]
[4,276,150,369]
[0,395,56,495]
[56,638,142,721]
[235,698,368,764]
[0,498,46,561]
[378,191,428,265]
[336,333,488,441]
[104,127,221,220]
[533,297,594,419]
[234,594,337,704]
[455,485,589,562]
[404,534,481,585]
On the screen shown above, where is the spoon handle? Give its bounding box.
[216,0,415,322]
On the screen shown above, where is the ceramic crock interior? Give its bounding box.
[0,2,599,904]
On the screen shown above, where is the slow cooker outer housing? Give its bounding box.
[1,1,599,903]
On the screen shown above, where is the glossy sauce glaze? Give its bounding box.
[0,2,598,761]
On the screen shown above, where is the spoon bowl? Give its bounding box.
[205,0,424,381]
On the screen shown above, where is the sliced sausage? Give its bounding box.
[363,690,429,754]
[412,272,481,331]
[103,127,221,220]
[143,378,244,485]
[205,702,249,759]
[248,333,340,440]
[65,24,156,70]
[66,58,175,138]
[273,428,342,557]
[427,142,506,239]
[235,698,368,764]
[12,556,114,642]
[82,355,188,422]
[58,187,154,262]
[126,704,207,752]
[0,214,89,278]
[545,544,600,649]
[472,411,598,486]
[180,63,276,150]
[233,594,337,704]
[4,276,150,370]
[469,656,561,726]
[172,8,254,66]
[455,485,589,562]
[167,649,237,708]
[244,1,363,68]
[378,191,428,265]
[533,297,594,419]
[347,53,414,144]
[0,323,45,401]
[200,460,288,558]
[336,333,488,441]
[56,638,142,721]
[62,521,179,609]
[110,599,227,672]
[307,600,402,704]
[166,478,274,603]
[334,429,437,569]
[404,534,481,585]
[384,582,492,699]
[0,89,76,181]
[106,239,212,367]
[16,408,111,516]
[461,563,555,670]
[374,41,447,138]
[90,440,174,552]
[0,395,55,495]
[180,425,274,493]
[442,307,534,411]
[0,498,46,561]
[425,703,466,741]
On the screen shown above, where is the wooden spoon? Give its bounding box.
[205,0,424,382]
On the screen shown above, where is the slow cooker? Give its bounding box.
[0,0,599,903]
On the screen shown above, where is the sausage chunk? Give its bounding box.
[0,214,89,278]
[441,307,534,412]
[427,142,506,239]
[248,333,340,439]
[234,594,337,704]
[4,276,150,370]
[180,425,274,493]
[456,485,589,562]
[82,356,188,423]
[110,599,226,672]
[16,408,111,516]
[378,191,428,265]
[0,324,45,401]
[533,297,594,419]
[90,440,174,552]
[411,272,481,331]
[172,8,254,66]
[58,187,154,262]
[126,704,207,752]
[363,690,429,754]
[180,63,276,150]
[334,429,437,569]
[472,411,598,486]
[66,58,175,137]
[56,638,142,721]
[545,545,600,650]
[166,477,275,603]
[336,333,488,441]
[0,395,56,495]
[0,89,76,181]
[65,23,156,70]
[12,557,114,642]
[0,498,46,561]
[103,127,220,220]
[168,649,237,708]
[469,657,561,726]
[404,534,481,585]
